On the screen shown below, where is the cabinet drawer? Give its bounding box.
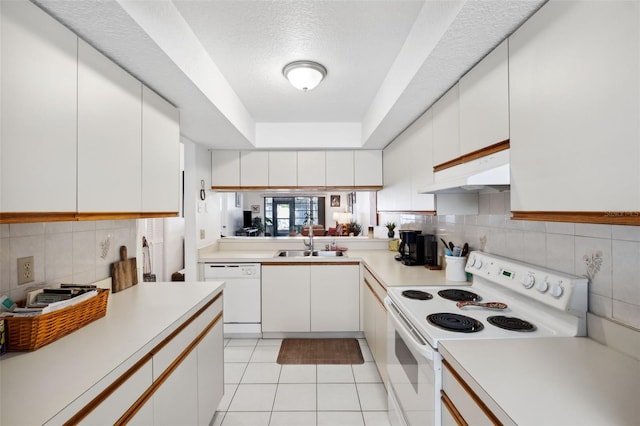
[442,361,499,425]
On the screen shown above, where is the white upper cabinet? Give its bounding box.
[408,110,436,210]
[211,151,240,188]
[142,86,180,213]
[432,83,460,167]
[268,151,297,187]
[240,151,269,187]
[378,110,435,211]
[1,0,77,213]
[77,39,142,213]
[354,151,383,187]
[297,151,326,187]
[509,1,640,214]
[459,40,509,155]
[326,151,355,187]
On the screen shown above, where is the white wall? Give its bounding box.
[0,220,137,301]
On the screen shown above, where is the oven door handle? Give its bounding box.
[385,297,434,361]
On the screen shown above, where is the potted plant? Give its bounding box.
[348,221,362,237]
[385,222,396,238]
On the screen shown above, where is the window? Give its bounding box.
[264,196,325,236]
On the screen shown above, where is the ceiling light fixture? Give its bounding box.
[282,60,327,92]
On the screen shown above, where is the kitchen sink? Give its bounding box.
[274,250,346,258]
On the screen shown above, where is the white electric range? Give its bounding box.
[384,251,588,426]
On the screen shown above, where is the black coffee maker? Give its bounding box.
[395,230,437,266]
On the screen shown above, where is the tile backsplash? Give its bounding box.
[0,220,137,301]
[379,191,640,332]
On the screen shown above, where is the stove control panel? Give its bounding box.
[465,251,588,312]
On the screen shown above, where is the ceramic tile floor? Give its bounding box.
[213,338,391,426]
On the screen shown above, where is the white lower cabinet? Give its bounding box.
[79,361,154,425]
[262,263,360,333]
[262,265,311,332]
[362,266,388,384]
[154,351,199,426]
[311,264,360,332]
[441,360,498,426]
[197,318,224,425]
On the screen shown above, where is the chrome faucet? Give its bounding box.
[304,225,314,252]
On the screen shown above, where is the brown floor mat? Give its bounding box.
[277,338,364,365]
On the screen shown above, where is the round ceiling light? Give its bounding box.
[282,60,327,92]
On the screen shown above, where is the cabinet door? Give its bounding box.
[153,351,199,426]
[240,151,269,187]
[211,151,240,187]
[77,39,142,213]
[378,139,410,211]
[354,151,383,187]
[432,84,460,167]
[459,40,509,155]
[310,264,359,332]
[363,280,377,351]
[79,361,154,425]
[326,151,355,187]
[142,86,180,213]
[373,296,387,384]
[297,151,326,187]
[407,110,436,210]
[509,1,640,212]
[1,0,77,213]
[262,265,311,332]
[197,315,223,425]
[269,151,297,187]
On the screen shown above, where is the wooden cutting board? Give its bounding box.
[111,245,138,293]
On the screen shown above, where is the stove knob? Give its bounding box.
[536,279,548,293]
[550,284,564,298]
[467,257,476,268]
[474,258,483,269]
[521,274,535,289]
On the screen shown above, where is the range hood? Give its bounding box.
[419,149,510,194]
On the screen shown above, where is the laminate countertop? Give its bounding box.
[440,337,640,426]
[199,248,463,288]
[0,281,224,425]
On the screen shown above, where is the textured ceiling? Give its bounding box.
[33,0,546,150]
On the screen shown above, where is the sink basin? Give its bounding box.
[313,250,346,257]
[276,250,312,257]
[274,250,346,258]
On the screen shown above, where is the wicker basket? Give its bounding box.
[4,288,109,351]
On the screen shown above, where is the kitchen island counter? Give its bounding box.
[0,281,224,425]
[440,337,640,425]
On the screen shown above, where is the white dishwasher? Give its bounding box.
[204,263,261,337]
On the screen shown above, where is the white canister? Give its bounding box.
[445,256,468,282]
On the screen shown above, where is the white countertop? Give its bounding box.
[440,337,640,426]
[0,281,224,426]
[199,247,458,287]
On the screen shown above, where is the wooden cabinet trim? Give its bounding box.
[0,211,179,224]
[433,140,510,173]
[441,390,468,426]
[262,261,360,266]
[210,185,383,191]
[512,211,640,226]
[442,359,502,426]
[375,210,437,215]
[63,292,222,425]
[0,212,76,224]
[364,277,386,311]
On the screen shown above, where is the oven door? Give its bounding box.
[385,297,441,426]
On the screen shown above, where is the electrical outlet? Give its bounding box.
[200,229,205,239]
[17,256,35,285]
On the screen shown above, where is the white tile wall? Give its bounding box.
[0,220,137,301]
[379,191,640,333]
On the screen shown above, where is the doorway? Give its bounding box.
[273,198,295,236]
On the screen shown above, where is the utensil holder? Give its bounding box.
[445,256,468,282]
